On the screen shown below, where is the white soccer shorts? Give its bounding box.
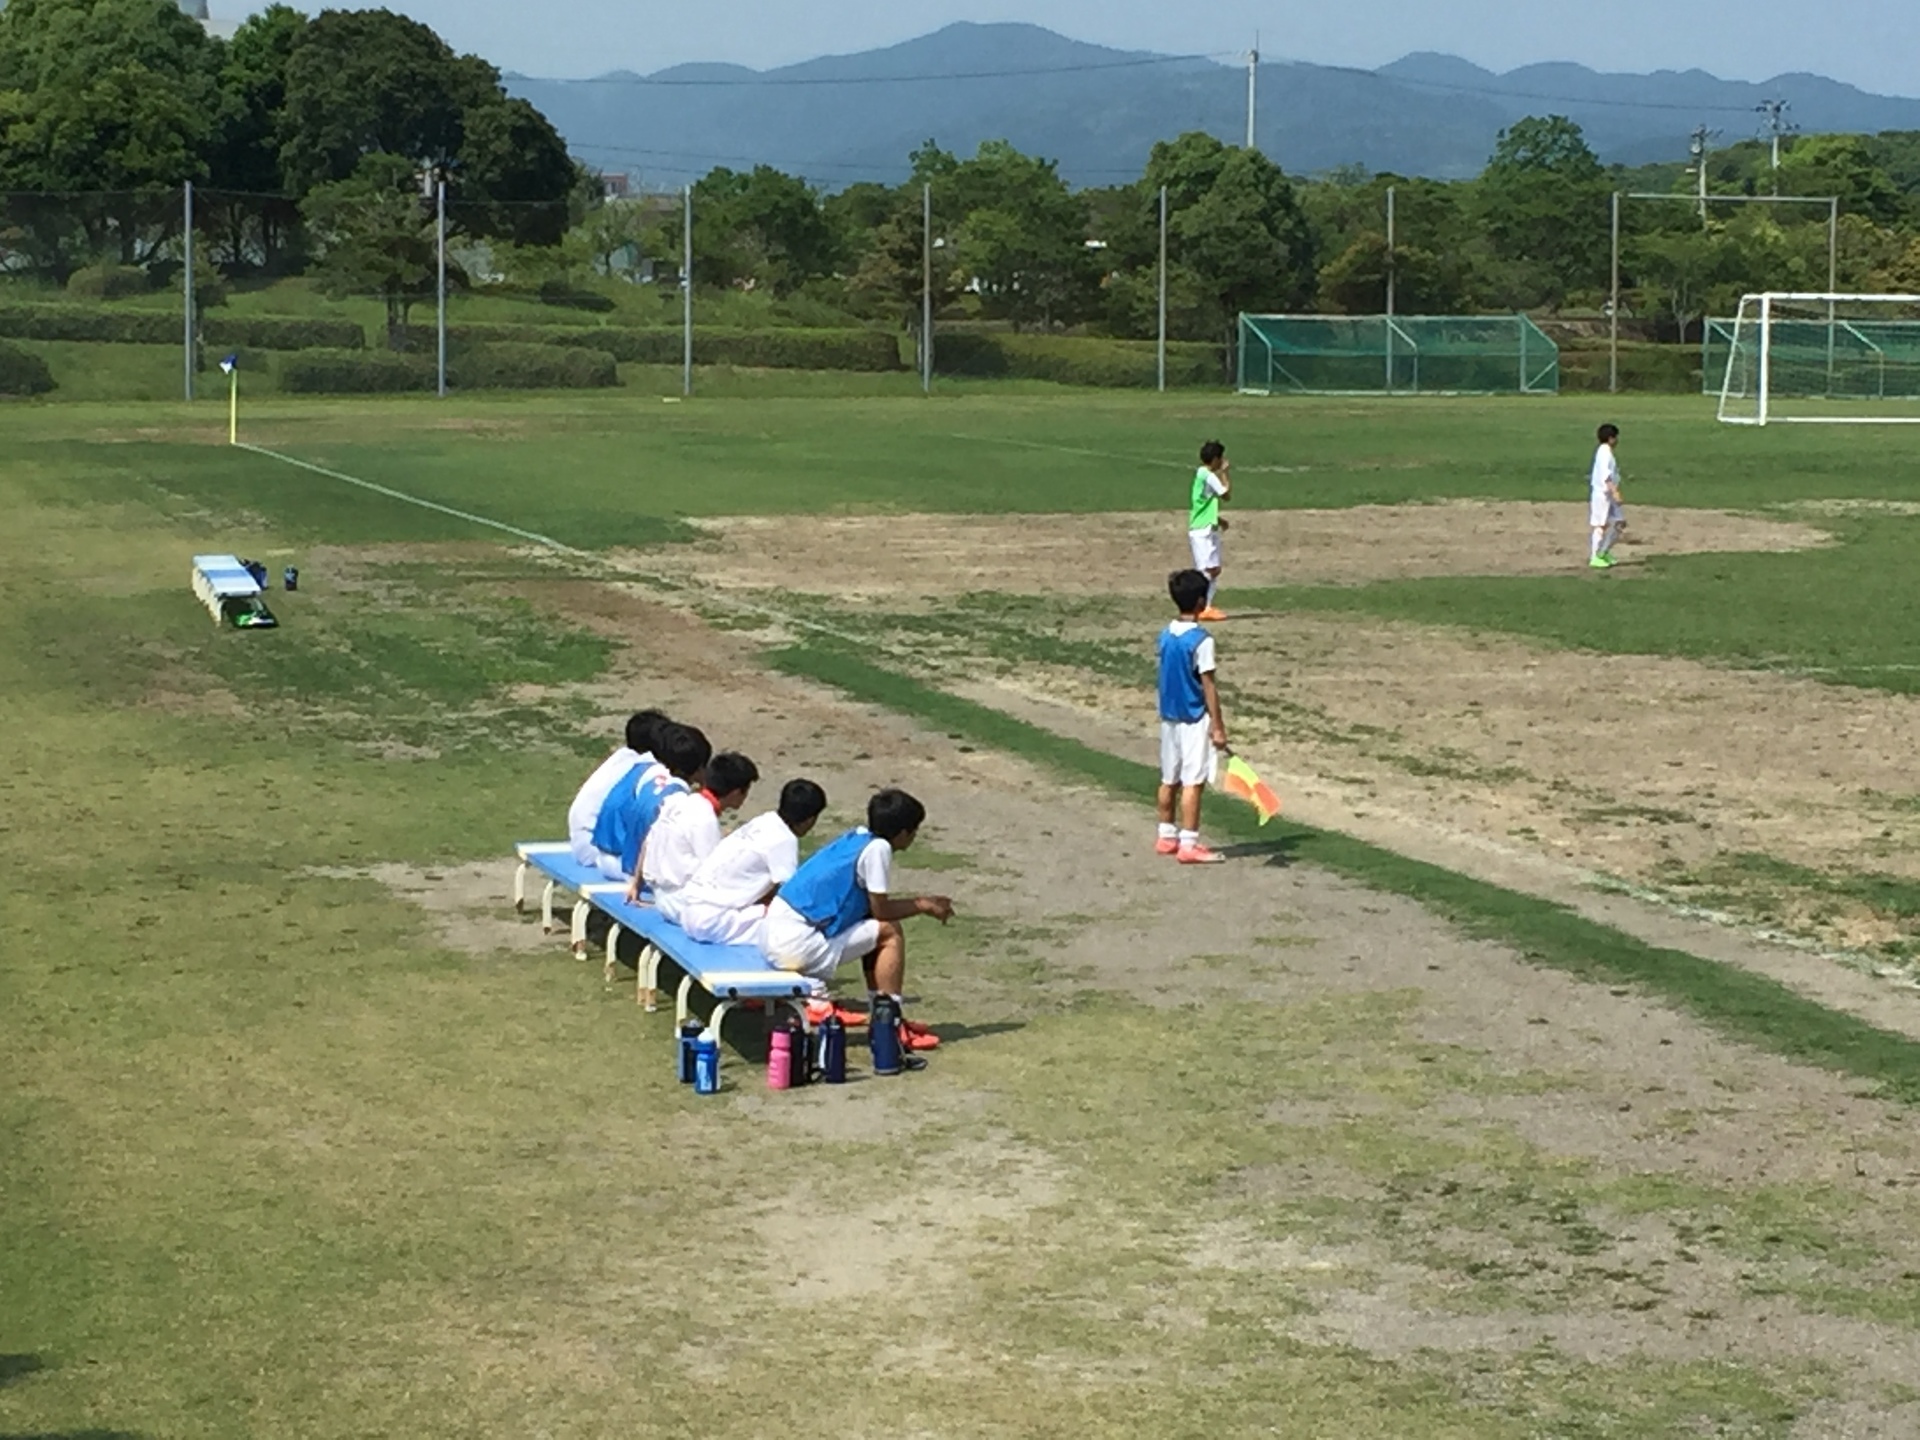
[1188,527,1222,571]
[1160,719,1214,787]
[764,910,883,982]
[1590,498,1621,529]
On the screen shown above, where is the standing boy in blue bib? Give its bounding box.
[761,788,955,1057]
[1155,568,1229,865]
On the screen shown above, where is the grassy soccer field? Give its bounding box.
[6,385,1920,1438]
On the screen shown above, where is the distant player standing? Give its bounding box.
[1188,439,1232,620]
[1588,423,1624,569]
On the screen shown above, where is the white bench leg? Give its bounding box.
[540,880,558,935]
[639,945,662,1011]
[702,1002,735,1050]
[512,860,530,913]
[675,975,695,1026]
[570,898,591,958]
[603,923,625,985]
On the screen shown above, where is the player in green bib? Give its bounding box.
[1186,439,1231,619]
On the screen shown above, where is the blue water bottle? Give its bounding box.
[692,1036,721,1095]
[283,566,299,592]
[869,996,903,1077]
[676,1019,703,1084]
[819,1016,848,1084]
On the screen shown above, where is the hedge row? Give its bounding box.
[0,304,364,350]
[65,264,150,300]
[933,331,1225,387]
[0,339,57,396]
[1558,342,1701,394]
[280,342,620,394]
[402,322,901,372]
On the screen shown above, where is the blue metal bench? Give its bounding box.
[583,883,816,1054]
[513,841,618,957]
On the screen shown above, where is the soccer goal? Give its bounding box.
[1237,314,1559,396]
[1714,293,1920,425]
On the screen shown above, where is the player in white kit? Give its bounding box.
[1589,423,1623,569]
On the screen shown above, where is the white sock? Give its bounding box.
[1205,575,1219,608]
[1603,523,1622,554]
[1590,530,1604,560]
[1157,822,1179,840]
[1178,829,1199,848]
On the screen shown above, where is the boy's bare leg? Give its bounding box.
[862,920,907,996]
[1180,783,1205,833]
[1157,783,1178,827]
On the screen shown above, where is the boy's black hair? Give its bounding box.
[705,751,759,797]
[653,722,711,782]
[868,787,926,842]
[1597,423,1620,444]
[1168,568,1210,616]
[625,709,670,755]
[1199,439,1226,465]
[778,778,828,826]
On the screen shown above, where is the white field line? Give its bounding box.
[235,441,872,648]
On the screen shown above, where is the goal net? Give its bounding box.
[1714,293,1920,425]
[1237,314,1559,396]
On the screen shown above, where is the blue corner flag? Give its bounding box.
[219,354,239,375]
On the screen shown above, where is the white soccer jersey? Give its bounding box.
[1590,444,1619,500]
[641,790,722,917]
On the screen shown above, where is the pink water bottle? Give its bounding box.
[767,1027,792,1091]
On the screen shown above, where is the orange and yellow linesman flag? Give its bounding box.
[1219,750,1282,825]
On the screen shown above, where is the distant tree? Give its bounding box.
[567,198,650,280]
[1141,132,1317,345]
[204,5,307,272]
[279,7,574,245]
[1776,134,1907,225]
[302,152,443,349]
[688,165,838,295]
[942,141,1096,329]
[1473,115,1610,306]
[1628,226,1744,338]
[0,0,222,272]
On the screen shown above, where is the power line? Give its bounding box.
[515,51,1234,88]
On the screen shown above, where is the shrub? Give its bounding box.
[0,304,178,344]
[400,322,901,372]
[934,332,1224,387]
[201,316,365,351]
[537,278,617,313]
[281,349,435,394]
[1558,342,1699,394]
[65,264,150,300]
[0,339,56,395]
[452,341,619,390]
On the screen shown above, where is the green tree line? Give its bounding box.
[7,0,1920,352]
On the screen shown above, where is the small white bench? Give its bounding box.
[513,841,620,957]
[191,554,274,628]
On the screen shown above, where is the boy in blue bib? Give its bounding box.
[761,788,955,1055]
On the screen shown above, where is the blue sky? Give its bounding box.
[211,0,1920,97]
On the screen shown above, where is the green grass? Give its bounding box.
[10,396,1920,1436]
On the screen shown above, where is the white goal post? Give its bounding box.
[1716,292,1920,426]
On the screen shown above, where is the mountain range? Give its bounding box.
[504,22,1920,191]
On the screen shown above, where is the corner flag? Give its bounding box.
[221,354,239,444]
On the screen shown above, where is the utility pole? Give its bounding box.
[682,184,693,398]
[435,177,447,398]
[1156,184,1168,394]
[1756,98,1794,194]
[1384,184,1396,394]
[182,180,194,402]
[1245,35,1259,150]
[921,182,933,395]
[1689,126,1715,226]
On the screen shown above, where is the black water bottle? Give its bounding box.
[819,1015,848,1084]
[784,1020,812,1088]
[676,1019,703,1084]
[869,995,903,1077]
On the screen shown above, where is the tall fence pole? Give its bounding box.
[1609,191,1621,395]
[682,184,693,398]
[1384,184,1396,394]
[1245,38,1258,149]
[1156,185,1168,393]
[921,182,933,395]
[435,178,447,398]
[183,180,194,402]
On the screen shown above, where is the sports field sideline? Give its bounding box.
[6,385,1920,1437]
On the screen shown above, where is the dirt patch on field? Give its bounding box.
[639,503,1829,599]
[316,861,554,956]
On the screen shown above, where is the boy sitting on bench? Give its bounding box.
[761,788,954,1054]
[598,723,710,883]
[637,751,759,923]
[568,709,667,868]
[675,779,828,947]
